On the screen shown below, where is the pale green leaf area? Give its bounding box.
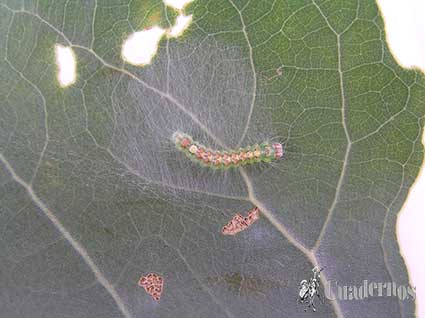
[0,1,424,318]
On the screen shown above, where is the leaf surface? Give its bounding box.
[0,1,424,317]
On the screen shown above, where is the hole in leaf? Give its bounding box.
[55,45,76,87]
[121,27,166,66]
[377,0,425,71]
[168,14,192,38]
[163,0,194,10]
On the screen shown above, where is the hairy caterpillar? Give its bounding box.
[222,207,260,235]
[173,132,284,169]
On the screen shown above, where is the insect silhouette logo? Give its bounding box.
[298,266,325,312]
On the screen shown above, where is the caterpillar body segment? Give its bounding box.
[173,131,284,169]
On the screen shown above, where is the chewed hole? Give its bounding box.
[121,1,194,66]
[121,27,166,66]
[377,0,425,71]
[55,45,76,87]
[163,0,194,10]
[168,14,192,38]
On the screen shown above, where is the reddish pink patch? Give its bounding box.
[231,153,239,165]
[203,151,212,164]
[212,153,221,165]
[246,207,260,223]
[273,143,284,158]
[138,273,164,301]
[222,207,260,235]
[222,154,231,166]
[181,138,191,148]
[196,147,205,159]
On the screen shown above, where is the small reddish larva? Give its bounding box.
[138,273,164,301]
[222,207,260,235]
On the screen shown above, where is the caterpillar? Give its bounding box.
[173,131,284,169]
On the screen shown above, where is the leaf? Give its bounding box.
[0,1,424,317]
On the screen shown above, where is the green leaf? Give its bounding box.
[0,1,424,317]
